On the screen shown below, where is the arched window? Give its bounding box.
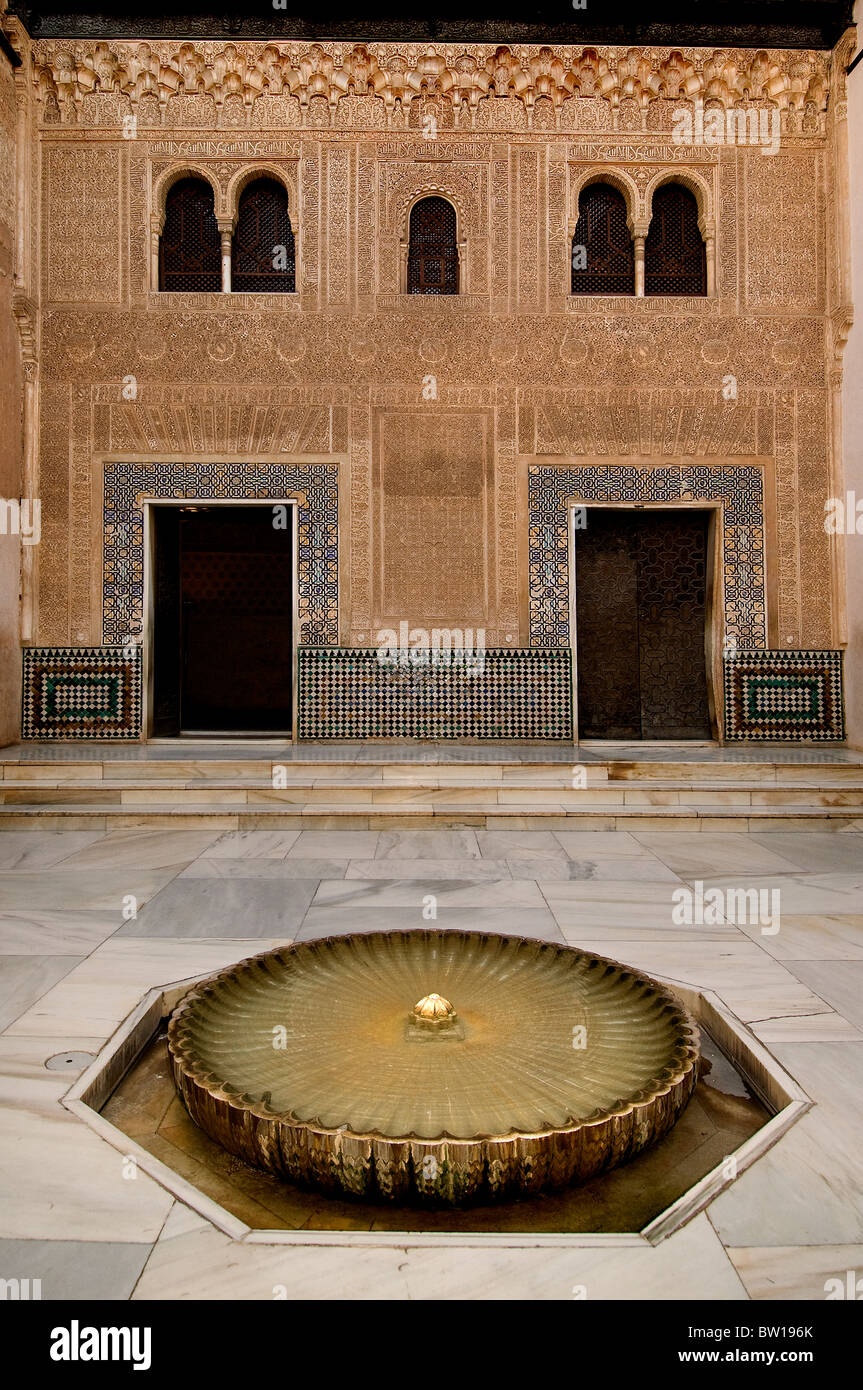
[231,177,295,293]
[644,183,707,296]
[571,183,635,295]
[158,177,221,293]
[407,196,459,295]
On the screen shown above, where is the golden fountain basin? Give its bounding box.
[167,930,700,1204]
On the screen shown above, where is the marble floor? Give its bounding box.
[2,823,862,1300]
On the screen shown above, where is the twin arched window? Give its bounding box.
[159,176,296,293]
[571,180,706,296]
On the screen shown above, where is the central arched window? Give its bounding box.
[231,177,296,293]
[645,183,706,296]
[571,183,635,295]
[407,196,459,295]
[158,177,221,293]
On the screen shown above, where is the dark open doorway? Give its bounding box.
[151,504,294,736]
[574,507,712,740]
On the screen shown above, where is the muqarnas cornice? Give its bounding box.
[30,41,831,126]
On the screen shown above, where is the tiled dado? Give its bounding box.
[528,463,767,649]
[103,461,339,647]
[19,647,845,744]
[724,650,845,743]
[23,647,142,740]
[297,648,573,741]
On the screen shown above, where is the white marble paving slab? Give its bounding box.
[631,833,802,877]
[296,905,563,941]
[690,874,863,915]
[200,830,302,859]
[728,1244,863,1300]
[132,1211,745,1301]
[312,878,546,908]
[374,830,482,859]
[750,1013,863,1042]
[345,859,513,881]
[781,961,863,1030]
[287,831,381,858]
[750,832,863,875]
[0,1034,104,1115]
[0,956,84,1032]
[46,828,221,872]
[709,1108,863,1247]
[0,908,120,956]
[475,831,568,860]
[0,1106,173,1243]
[0,832,106,871]
[2,939,289,1037]
[734,914,863,961]
[113,878,319,939]
[554,831,656,858]
[541,880,709,928]
[179,858,349,879]
[0,1237,153,1300]
[0,869,183,913]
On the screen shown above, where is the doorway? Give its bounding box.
[150,503,295,736]
[573,507,712,740]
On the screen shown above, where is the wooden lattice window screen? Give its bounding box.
[644,183,707,296]
[407,196,459,295]
[571,183,635,295]
[231,178,296,293]
[159,177,221,293]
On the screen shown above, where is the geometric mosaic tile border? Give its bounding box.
[22,646,143,740]
[103,461,339,647]
[297,647,573,740]
[21,644,844,743]
[528,463,767,649]
[724,650,844,742]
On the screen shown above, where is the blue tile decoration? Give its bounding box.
[297,648,573,740]
[23,646,142,740]
[724,650,844,742]
[102,461,338,646]
[528,463,767,649]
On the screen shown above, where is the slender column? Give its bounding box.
[399,238,408,293]
[634,235,645,296]
[150,221,160,292]
[698,217,716,298]
[632,223,648,296]
[705,232,716,298]
[219,224,232,293]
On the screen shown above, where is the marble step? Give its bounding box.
[3,758,863,785]
[0,801,859,831]
[2,780,863,807]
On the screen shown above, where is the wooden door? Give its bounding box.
[575,509,711,740]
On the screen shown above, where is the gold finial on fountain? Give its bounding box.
[412,993,455,1021]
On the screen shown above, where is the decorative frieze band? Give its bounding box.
[31,41,830,126]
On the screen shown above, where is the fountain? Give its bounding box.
[167,930,699,1204]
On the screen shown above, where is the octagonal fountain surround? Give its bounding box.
[166,931,701,1204]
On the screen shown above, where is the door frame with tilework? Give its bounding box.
[568,500,725,743]
[142,497,299,741]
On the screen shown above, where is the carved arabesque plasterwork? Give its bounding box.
[31,41,831,132]
[25,34,843,665]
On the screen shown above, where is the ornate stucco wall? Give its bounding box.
[0,15,22,746]
[843,12,863,748]
[7,31,855,739]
